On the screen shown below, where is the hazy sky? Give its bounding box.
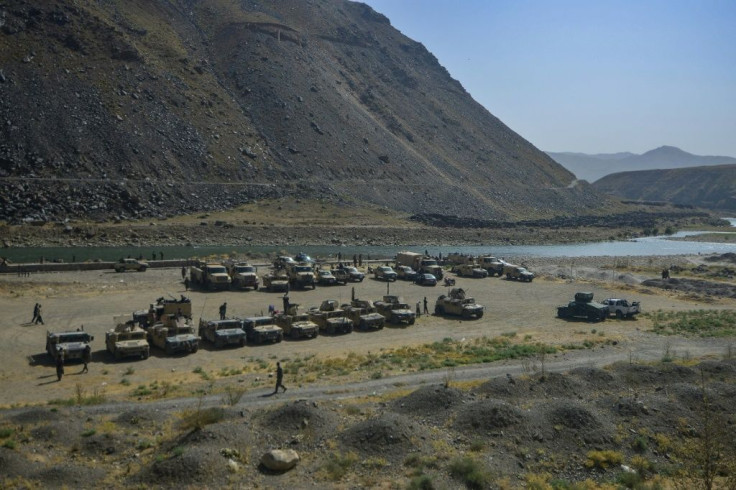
[360,0,736,156]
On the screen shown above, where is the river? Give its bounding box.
[2,221,735,264]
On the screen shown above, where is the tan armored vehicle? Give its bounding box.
[287,263,316,289]
[242,316,284,344]
[135,296,192,328]
[308,300,353,334]
[374,295,416,325]
[46,329,94,361]
[477,256,506,276]
[190,263,231,290]
[503,264,535,282]
[454,263,489,278]
[434,288,484,319]
[227,262,259,290]
[262,269,290,292]
[114,258,148,272]
[106,316,150,360]
[148,312,200,355]
[198,318,247,348]
[274,304,319,339]
[342,299,385,331]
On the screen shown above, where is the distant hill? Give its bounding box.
[547,146,736,182]
[0,0,607,223]
[593,164,736,211]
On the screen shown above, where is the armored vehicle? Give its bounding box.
[47,329,94,361]
[106,317,149,360]
[454,264,489,278]
[227,262,259,290]
[148,314,200,355]
[343,299,385,331]
[434,288,484,319]
[374,295,416,325]
[333,266,365,283]
[198,318,247,348]
[262,269,290,292]
[557,292,608,322]
[601,298,641,319]
[287,263,316,289]
[396,252,444,279]
[114,258,148,273]
[136,296,192,328]
[374,265,398,282]
[308,300,354,334]
[190,263,231,290]
[477,256,506,276]
[503,264,535,282]
[242,316,284,344]
[274,305,319,339]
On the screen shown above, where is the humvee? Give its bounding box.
[148,314,200,355]
[454,264,489,278]
[198,318,248,348]
[557,292,608,322]
[242,316,284,344]
[374,295,416,325]
[114,258,148,273]
[343,299,385,331]
[308,300,353,334]
[434,288,484,319]
[106,316,149,360]
[46,329,94,361]
[274,304,319,339]
[262,269,290,292]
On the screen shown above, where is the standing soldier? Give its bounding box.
[274,362,287,393]
[184,276,190,291]
[56,352,64,382]
[31,303,39,324]
[81,345,91,373]
[423,297,428,315]
[282,293,289,313]
[181,266,187,280]
[219,302,227,320]
[35,304,44,325]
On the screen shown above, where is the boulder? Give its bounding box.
[260,449,300,471]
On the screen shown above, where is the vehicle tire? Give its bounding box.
[462,310,471,319]
[409,318,415,325]
[214,339,223,349]
[347,324,354,333]
[142,350,149,360]
[435,305,443,315]
[506,273,512,279]
[616,310,624,319]
[191,345,198,353]
[239,338,246,347]
[291,329,299,340]
[477,311,484,318]
[359,320,367,331]
[165,344,174,355]
[114,350,122,360]
[359,277,364,282]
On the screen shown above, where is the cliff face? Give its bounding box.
[0,0,604,223]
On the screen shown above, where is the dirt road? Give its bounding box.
[0,261,731,406]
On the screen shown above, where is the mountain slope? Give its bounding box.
[547,146,736,182]
[0,0,604,223]
[593,164,736,211]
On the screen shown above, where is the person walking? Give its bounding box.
[219,302,227,320]
[416,302,421,317]
[181,266,187,280]
[35,304,44,325]
[31,303,39,324]
[184,276,190,291]
[274,362,287,393]
[423,297,428,315]
[81,345,91,373]
[55,353,64,382]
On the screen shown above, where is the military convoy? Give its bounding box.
[190,263,232,290]
[557,292,608,322]
[46,329,94,361]
[198,318,248,348]
[106,316,149,360]
[227,262,259,290]
[274,305,319,339]
[374,295,416,325]
[434,288,484,319]
[308,300,354,334]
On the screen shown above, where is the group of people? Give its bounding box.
[55,344,91,381]
[31,303,44,325]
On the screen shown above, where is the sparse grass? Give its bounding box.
[646,309,736,337]
[320,451,359,481]
[222,385,247,406]
[0,428,13,438]
[48,386,106,406]
[448,456,493,489]
[180,406,225,431]
[81,429,96,437]
[124,367,135,376]
[584,449,624,470]
[2,440,16,449]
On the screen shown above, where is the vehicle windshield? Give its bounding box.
[378,267,392,272]
[320,271,332,276]
[207,266,227,274]
[120,331,146,341]
[217,321,242,330]
[295,266,312,272]
[346,267,359,273]
[56,333,91,343]
[421,260,438,266]
[235,266,255,273]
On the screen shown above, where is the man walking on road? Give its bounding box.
[81,345,91,373]
[31,303,39,324]
[274,362,287,394]
[219,302,227,320]
[55,353,64,382]
[35,304,44,325]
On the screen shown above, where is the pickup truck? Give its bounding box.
[601,298,641,319]
[333,266,365,283]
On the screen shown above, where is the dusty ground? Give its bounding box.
[1,254,735,488]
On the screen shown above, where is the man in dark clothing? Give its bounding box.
[81,345,90,373]
[56,353,64,382]
[181,266,187,280]
[423,297,428,314]
[35,304,44,325]
[219,302,227,320]
[282,293,289,313]
[31,303,39,324]
[184,277,190,291]
[274,362,287,393]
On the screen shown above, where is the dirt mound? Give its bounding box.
[11,408,61,425]
[135,447,221,486]
[616,362,697,386]
[697,359,736,376]
[453,399,526,433]
[568,366,617,387]
[641,277,736,298]
[478,372,584,399]
[477,374,533,398]
[32,463,107,488]
[339,412,426,457]
[389,384,465,421]
[115,409,170,428]
[545,400,602,430]
[258,400,338,435]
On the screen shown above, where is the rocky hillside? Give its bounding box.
[593,164,736,211]
[0,0,610,223]
[548,146,736,183]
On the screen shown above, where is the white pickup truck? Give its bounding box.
[601,298,641,318]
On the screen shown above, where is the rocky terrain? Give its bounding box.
[1,0,610,224]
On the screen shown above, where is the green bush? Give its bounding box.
[448,456,492,489]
